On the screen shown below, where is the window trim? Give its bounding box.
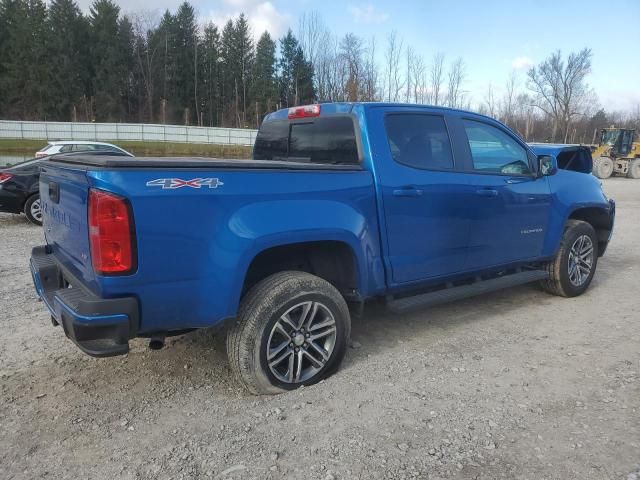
[383,112,457,172]
[460,117,537,177]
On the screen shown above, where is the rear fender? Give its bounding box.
[227,199,385,315]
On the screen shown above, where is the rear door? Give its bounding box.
[367,106,471,284]
[458,118,551,270]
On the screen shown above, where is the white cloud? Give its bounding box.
[75,0,291,40]
[348,3,389,24]
[205,0,291,39]
[512,56,534,71]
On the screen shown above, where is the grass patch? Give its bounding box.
[0,139,252,159]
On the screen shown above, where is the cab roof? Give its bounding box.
[263,102,499,123]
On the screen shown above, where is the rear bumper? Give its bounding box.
[30,245,139,357]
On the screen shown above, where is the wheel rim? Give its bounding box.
[266,301,337,384]
[30,198,42,222]
[568,235,594,287]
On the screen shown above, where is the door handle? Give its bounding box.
[475,188,498,197]
[393,187,424,197]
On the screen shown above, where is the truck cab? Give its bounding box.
[30,103,615,394]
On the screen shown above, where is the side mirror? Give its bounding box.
[538,155,558,177]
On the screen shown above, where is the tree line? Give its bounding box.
[0,1,638,141]
[0,0,314,128]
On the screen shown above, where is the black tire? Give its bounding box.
[627,159,640,179]
[24,194,42,226]
[227,271,351,395]
[540,220,598,297]
[593,156,613,179]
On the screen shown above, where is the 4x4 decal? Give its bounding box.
[146,178,224,189]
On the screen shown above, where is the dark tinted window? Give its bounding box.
[253,117,359,164]
[384,114,454,170]
[463,120,531,175]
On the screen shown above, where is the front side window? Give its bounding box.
[463,120,531,175]
[384,114,454,170]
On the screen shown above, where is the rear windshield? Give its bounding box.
[253,116,359,164]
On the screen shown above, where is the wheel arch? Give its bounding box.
[240,239,362,302]
[567,206,613,256]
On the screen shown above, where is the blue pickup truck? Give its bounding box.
[30,103,615,394]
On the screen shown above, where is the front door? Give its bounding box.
[368,108,471,284]
[459,118,551,270]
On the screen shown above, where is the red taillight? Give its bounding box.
[0,173,13,184]
[88,189,135,275]
[288,104,321,119]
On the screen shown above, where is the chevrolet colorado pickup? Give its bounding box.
[30,103,615,394]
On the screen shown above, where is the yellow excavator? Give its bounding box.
[592,127,640,179]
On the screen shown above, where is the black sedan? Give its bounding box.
[0,150,133,226]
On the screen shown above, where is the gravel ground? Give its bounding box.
[1,178,638,480]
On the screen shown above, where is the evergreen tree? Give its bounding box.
[155,10,178,123]
[90,0,125,121]
[252,31,277,124]
[47,0,91,120]
[220,19,237,126]
[117,15,137,122]
[173,1,199,124]
[233,14,254,127]
[278,30,315,107]
[0,0,49,119]
[201,22,221,126]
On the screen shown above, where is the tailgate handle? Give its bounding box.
[48,181,60,203]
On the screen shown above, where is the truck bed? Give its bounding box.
[46,154,363,171]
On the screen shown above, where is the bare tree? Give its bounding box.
[429,52,445,106]
[500,70,517,126]
[410,54,426,103]
[362,36,379,101]
[483,83,497,117]
[340,33,364,101]
[526,48,593,142]
[132,12,160,122]
[405,46,414,103]
[385,31,404,102]
[445,57,466,108]
[298,11,324,67]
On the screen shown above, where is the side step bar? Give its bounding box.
[387,270,549,314]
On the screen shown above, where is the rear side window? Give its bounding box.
[253,117,359,164]
[463,120,531,175]
[384,114,454,170]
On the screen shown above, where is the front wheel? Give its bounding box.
[227,271,351,395]
[540,220,598,297]
[627,159,640,179]
[24,194,42,226]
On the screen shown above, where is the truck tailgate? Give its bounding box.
[39,163,97,291]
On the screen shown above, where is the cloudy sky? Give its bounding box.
[75,0,640,112]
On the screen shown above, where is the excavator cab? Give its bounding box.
[600,128,636,156]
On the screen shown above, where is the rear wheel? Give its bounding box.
[24,194,42,226]
[227,271,351,395]
[540,220,598,297]
[593,156,614,179]
[627,159,640,179]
